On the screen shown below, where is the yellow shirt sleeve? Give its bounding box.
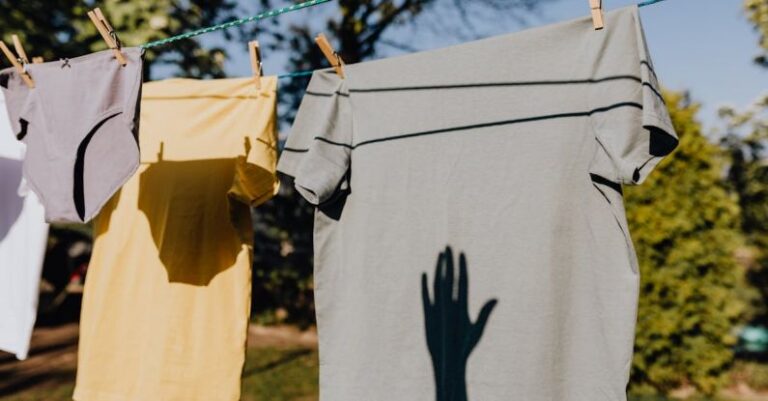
[229,77,280,207]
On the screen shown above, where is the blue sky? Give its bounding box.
[207,0,766,132]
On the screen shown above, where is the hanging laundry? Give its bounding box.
[278,6,677,401]
[73,77,279,401]
[0,68,49,360]
[18,47,144,223]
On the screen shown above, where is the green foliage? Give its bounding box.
[626,92,752,395]
[720,97,768,323]
[252,178,316,327]
[0,0,240,79]
[746,0,768,66]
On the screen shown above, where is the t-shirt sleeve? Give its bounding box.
[588,6,678,185]
[277,70,352,205]
[229,80,280,207]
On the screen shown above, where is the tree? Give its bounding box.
[721,98,768,323]
[0,0,241,79]
[746,0,768,67]
[726,0,768,325]
[250,183,317,326]
[626,91,752,395]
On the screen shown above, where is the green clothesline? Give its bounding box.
[638,0,668,7]
[141,0,332,49]
[278,70,315,79]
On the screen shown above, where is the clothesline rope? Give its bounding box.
[638,0,668,7]
[278,70,315,79]
[141,0,332,49]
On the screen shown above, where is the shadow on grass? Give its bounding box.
[0,369,76,399]
[0,337,78,366]
[242,349,314,377]
[241,347,319,401]
[0,328,79,399]
[629,396,718,401]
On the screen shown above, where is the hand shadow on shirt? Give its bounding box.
[422,246,498,401]
[137,154,265,286]
[0,157,25,242]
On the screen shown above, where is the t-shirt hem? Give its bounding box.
[294,167,344,206]
[644,112,677,143]
[287,151,348,205]
[250,180,281,207]
[0,340,27,361]
[73,388,137,401]
[229,178,280,208]
[73,388,241,401]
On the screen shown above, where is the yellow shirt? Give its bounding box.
[74,77,279,401]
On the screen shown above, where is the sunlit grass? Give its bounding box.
[241,347,319,401]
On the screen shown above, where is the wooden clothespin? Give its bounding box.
[11,36,43,64]
[248,40,263,90]
[589,0,605,30]
[11,35,29,64]
[0,39,34,88]
[315,33,344,78]
[87,8,127,65]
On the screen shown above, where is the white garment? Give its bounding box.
[0,89,48,360]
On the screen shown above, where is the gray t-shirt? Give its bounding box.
[278,6,677,401]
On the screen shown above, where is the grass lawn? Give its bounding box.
[241,347,319,401]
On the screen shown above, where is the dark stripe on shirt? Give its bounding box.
[348,75,643,93]
[305,75,664,104]
[590,173,623,195]
[297,76,646,96]
[640,60,658,79]
[305,90,350,98]
[286,102,643,152]
[282,147,309,153]
[641,82,666,105]
[316,137,354,149]
[352,102,643,148]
